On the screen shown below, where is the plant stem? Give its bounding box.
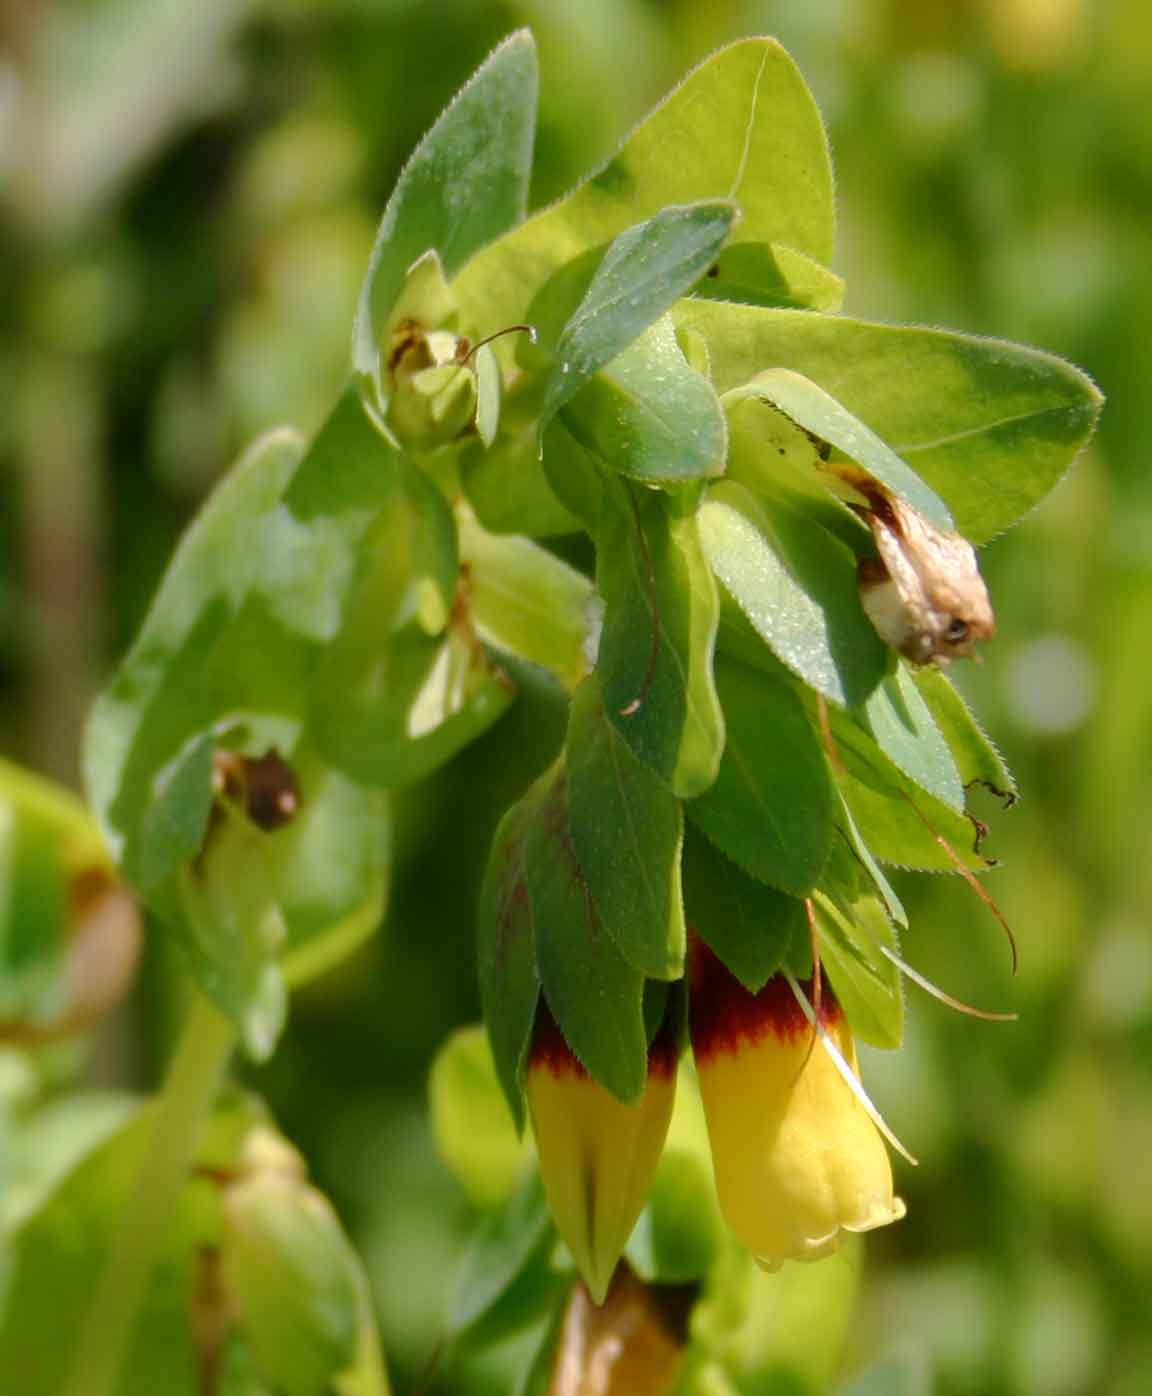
[62,990,236,1396]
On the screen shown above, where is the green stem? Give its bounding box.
[62,990,236,1396]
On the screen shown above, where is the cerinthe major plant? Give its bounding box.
[0,31,1101,1396]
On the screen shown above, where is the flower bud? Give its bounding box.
[220,1168,361,1396]
[690,941,904,1268]
[386,322,476,451]
[528,1001,678,1304]
[856,490,994,664]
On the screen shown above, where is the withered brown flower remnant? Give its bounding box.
[854,486,995,665]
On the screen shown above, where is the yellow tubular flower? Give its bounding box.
[690,939,905,1269]
[527,1001,678,1304]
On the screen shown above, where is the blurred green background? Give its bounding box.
[2,1,1149,1393]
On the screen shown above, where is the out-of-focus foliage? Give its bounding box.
[1,2,1148,1394]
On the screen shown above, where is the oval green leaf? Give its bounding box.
[688,659,834,897]
[542,201,737,423]
[858,665,965,812]
[912,666,1017,801]
[477,779,545,1130]
[526,764,648,1105]
[459,510,592,690]
[352,31,538,382]
[560,315,728,484]
[454,38,835,339]
[727,367,952,529]
[681,823,802,991]
[674,302,1104,542]
[566,676,686,980]
[698,481,888,707]
[597,483,725,798]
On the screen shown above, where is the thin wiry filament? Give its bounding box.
[875,942,1017,1022]
[798,897,824,1075]
[782,969,918,1166]
[902,793,1019,975]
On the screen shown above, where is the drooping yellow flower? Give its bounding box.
[690,940,905,1268]
[528,1001,678,1303]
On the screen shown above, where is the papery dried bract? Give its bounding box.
[856,490,995,664]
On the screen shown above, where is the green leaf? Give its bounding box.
[815,854,904,1051]
[458,510,592,690]
[565,676,685,980]
[539,418,609,533]
[694,1246,860,1395]
[134,733,215,892]
[459,423,583,537]
[0,800,71,1026]
[689,658,834,897]
[285,391,458,634]
[449,1171,560,1347]
[627,1149,725,1285]
[912,667,1017,800]
[453,38,835,339]
[334,1272,392,1396]
[597,483,725,798]
[0,1098,264,1396]
[542,201,737,423]
[352,31,538,382]
[84,418,390,1033]
[720,389,868,543]
[677,1357,744,1396]
[673,302,1104,542]
[726,368,952,529]
[85,428,306,876]
[87,393,420,904]
[378,247,457,348]
[477,782,544,1130]
[858,665,965,811]
[310,623,514,791]
[823,903,904,1050]
[698,480,889,707]
[525,763,648,1104]
[0,1109,179,1395]
[693,242,844,312]
[827,704,994,872]
[277,758,390,988]
[170,814,287,1060]
[429,1026,525,1207]
[559,315,728,484]
[836,798,907,929]
[289,404,516,792]
[681,824,801,992]
[0,1090,141,1233]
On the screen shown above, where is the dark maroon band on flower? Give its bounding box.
[530,994,682,1081]
[647,989,683,1080]
[529,999,589,1079]
[688,937,841,1062]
